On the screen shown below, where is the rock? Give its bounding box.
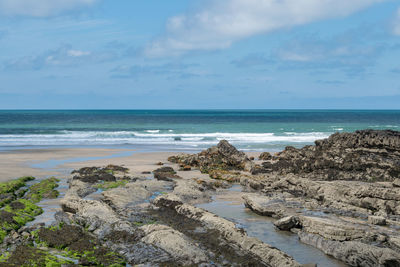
[152,167,180,181]
[180,165,191,171]
[152,166,175,174]
[393,178,400,187]
[140,224,208,265]
[167,140,254,173]
[103,184,151,210]
[208,170,241,182]
[253,130,400,182]
[141,171,151,174]
[249,156,255,161]
[156,162,164,166]
[242,194,290,218]
[298,216,366,242]
[170,179,211,204]
[248,174,400,216]
[154,194,301,267]
[298,231,400,267]
[259,152,272,160]
[368,216,387,225]
[274,216,300,230]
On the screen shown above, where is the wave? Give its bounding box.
[0,130,331,147]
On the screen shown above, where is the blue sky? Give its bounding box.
[0,0,400,109]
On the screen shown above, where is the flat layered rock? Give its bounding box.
[154,193,302,267]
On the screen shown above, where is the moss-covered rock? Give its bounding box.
[94,180,128,191]
[35,224,126,266]
[26,177,59,203]
[0,245,74,266]
[0,176,35,208]
[0,199,43,242]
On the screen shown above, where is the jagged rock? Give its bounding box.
[242,194,291,218]
[259,152,272,160]
[152,167,180,181]
[208,169,241,182]
[368,216,387,225]
[254,130,400,181]
[274,216,300,230]
[153,167,175,173]
[180,165,191,171]
[168,140,254,173]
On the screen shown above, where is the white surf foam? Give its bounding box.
[0,131,331,147]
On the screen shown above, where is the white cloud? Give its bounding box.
[145,0,385,57]
[0,0,97,17]
[394,8,400,35]
[67,49,91,57]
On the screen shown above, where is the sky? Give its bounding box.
[0,0,400,109]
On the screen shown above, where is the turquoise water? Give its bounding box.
[0,110,399,151]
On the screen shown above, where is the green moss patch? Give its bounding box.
[0,245,74,266]
[94,180,128,191]
[0,176,35,208]
[0,199,43,242]
[36,224,126,266]
[0,176,34,195]
[26,177,60,203]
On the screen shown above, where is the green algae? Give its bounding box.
[0,176,35,195]
[0,245,74,266]
[0,177,60,243]
[35,224,126,266]
[0,176,35,208]
[26,177,60,203]
[94,180,128,191]
[0,199,43,242]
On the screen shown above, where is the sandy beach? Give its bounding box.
[0,148,132,181]
[0,147,261,182]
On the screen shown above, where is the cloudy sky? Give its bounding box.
[0,0,400,109]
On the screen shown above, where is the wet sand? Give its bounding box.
[0,147,260,182]
[0,148,132,181]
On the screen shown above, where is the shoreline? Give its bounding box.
[0,146,262,182]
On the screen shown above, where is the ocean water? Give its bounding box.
[0,110,399,151]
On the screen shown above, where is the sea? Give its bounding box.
[0,110,399,152]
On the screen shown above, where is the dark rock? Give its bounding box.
[274,216,300,230]
[153,167,175,174]
[259,152,272,160]
[167,140,253,173]
[254,130,400,181]
[180,165,191,171]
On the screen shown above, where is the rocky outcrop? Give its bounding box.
[273,215,400,266]
[241,174,400,217]
[255,130,400,181]
[152,166,181,181]
[154,193,302,267]
[168,140,254,173]
[242,194,297,218]
[259,152,272,160]
[298,231,400,267]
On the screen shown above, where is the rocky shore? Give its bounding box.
[1,129,400,266]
